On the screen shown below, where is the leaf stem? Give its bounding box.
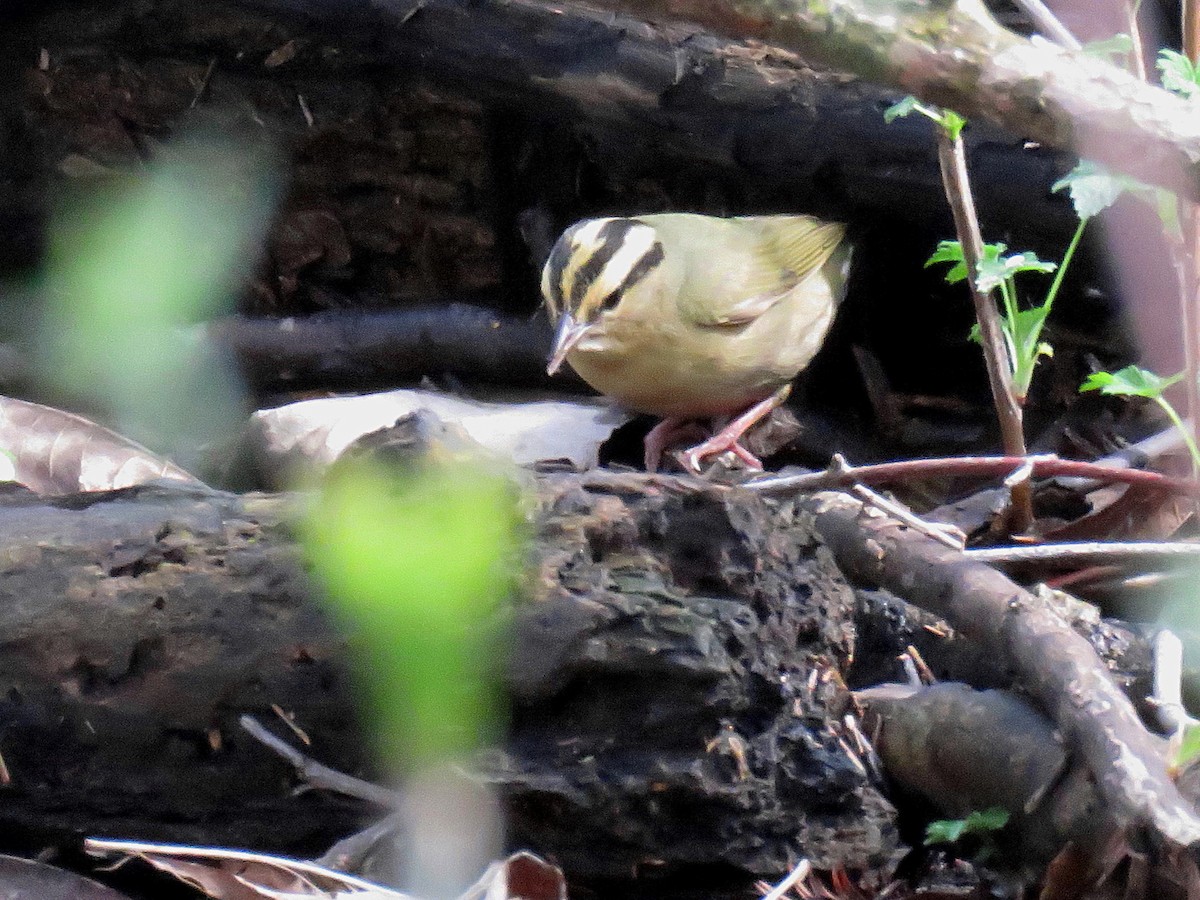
[1154,395,1200,474]
[1043,217,1087,312]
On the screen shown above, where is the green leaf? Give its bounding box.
[883,96,921,123]
[926,240,969,284]
[925,807,1010,846]
[941,109,967,141]
[925,819,967,845]
[1158,49,1200,99]
[883,96,965,137]
[1176,723,1200,771]
[975,247,1057,293]
[1079,365,1183,399]
[1052,160,1134,219]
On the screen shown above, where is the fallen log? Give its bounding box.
[0,475,901,882]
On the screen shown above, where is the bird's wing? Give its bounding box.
[683,216,846,327]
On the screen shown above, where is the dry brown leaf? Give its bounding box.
[0,397,202,495]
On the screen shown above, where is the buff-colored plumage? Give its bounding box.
[542,212,851,469]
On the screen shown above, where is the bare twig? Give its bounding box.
[847,479,966,549]
[760,858,812,900]
[1184,0,1200,478]
[964,540,1200,564]
[1126,0,1149,80]
[1011,0,1080,49]
[317,812,405,871]
[748,454,1200,497]
[936,128,1033,531]
[1151,629,1200,740]
[239,714,398,808]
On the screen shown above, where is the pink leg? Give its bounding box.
[679,385,792,474]
[643,418,708,472]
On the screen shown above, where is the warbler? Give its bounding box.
[541,213,851,472]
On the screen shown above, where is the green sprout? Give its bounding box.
[925,234,1082,404]
[1080,365,1200,473]
[925,807,1010,846]
[884,95,965,139]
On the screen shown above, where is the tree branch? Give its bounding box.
[578,0,1200,199]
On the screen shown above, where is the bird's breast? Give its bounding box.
[566,292,833,418]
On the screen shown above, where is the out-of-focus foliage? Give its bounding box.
[301,457,522,770]
[925,807,1010,846]
[36,129,277,463]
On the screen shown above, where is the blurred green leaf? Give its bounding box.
[37,129,277,460]
[883,96,921,123]
[1052,160,1133,219]
[1176,723,1200,771]
[925,807,1010,846]
[301,457,521,769]
[1079,365,1182,399]
[1159,49,1200,98]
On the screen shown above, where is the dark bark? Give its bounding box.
[0,476,900,881]
[209,304,560,392]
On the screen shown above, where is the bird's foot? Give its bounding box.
[644,418,709,472]
[679,432,764,474]
[678,385,792,475]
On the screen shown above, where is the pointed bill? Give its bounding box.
[546,313,589,376]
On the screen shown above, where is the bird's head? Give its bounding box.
[540,217,665,376]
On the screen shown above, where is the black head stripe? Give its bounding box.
[569,219,635,308]
[596,239,665,312]
[543,231,575,309]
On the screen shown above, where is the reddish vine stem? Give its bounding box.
[748,454,1200,497]
[935,128,1034,531]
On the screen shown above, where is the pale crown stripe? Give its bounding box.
[559,217,616,305]
[580,223,657,313]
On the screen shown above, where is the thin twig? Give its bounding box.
[748,454,1200,497]
[1151,629,1200,740]
[1010,0,1081,49]
[1052,423,1188,491]
[316,812,404,871]
[1183,0,1200,480]
[1126,0,1149,80]
[964,540,1200,564]
[849,482,965,550]
[936,128,1033,531]
[239,714,398,808]
[760,859,812,900]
